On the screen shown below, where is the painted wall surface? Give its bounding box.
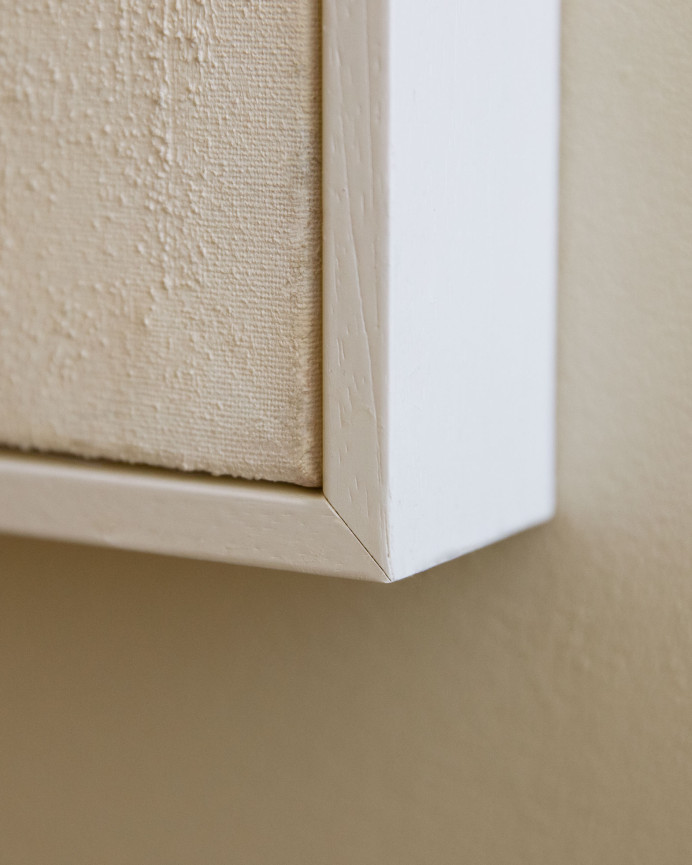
[0,2,691,862]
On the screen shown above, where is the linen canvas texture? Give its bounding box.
[0,0,322,486]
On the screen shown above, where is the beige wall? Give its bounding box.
[1,1,691,862]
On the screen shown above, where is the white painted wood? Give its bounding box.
[324,0,560,579]
[0,454,387,582]
[323,0,390,571]
[0,1,560,581]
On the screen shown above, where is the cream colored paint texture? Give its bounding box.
[1,1,692,863]
[0,0,321,485]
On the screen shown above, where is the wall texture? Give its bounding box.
[0,1,691,862]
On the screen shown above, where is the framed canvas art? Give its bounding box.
[0,1,560,581]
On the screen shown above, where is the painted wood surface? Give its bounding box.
[323,0,390,571]
[0,454,386,582]
[325,0,560,579]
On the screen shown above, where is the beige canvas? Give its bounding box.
[0,0,321,486]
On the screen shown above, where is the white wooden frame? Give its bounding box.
[0,1,561,582]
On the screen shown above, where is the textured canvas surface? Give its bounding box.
[0,1,321,486]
